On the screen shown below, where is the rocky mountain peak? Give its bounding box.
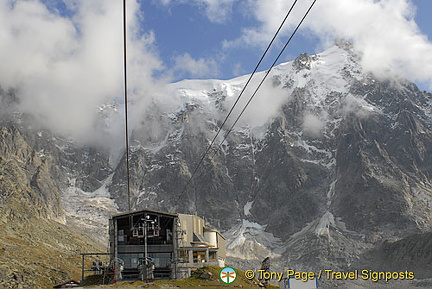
[1,44,432,287]
[293,53,315,71]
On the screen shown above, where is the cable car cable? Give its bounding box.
[170,0,303,212]
[215,0,318,152]
[123,0,132,213]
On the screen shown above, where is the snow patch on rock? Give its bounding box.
[61,174,118,243]
[224,219,283,260]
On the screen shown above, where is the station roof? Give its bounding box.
[111,208,178,219]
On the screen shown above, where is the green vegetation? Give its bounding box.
[83,266,279,289]
[0,126,106,288]
[0,217,105,288]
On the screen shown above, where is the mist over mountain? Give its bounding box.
[1,41,432,288]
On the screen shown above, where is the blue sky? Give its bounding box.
[3,0,432,87]
[136,0,432,90]
[140,0,323,80]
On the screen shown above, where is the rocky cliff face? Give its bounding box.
[0,124,62,222]
[107,42,432,275]
[1,41,432,287]
[354,231,432,279]
[0,126,105,287]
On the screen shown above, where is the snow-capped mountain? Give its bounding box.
[1,40,432,287]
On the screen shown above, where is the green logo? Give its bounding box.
[220,266,237,284]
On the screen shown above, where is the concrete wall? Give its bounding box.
[216,233,226,259]
[178,214,194,246]
[178,214,206,245]
[204,230,217,247]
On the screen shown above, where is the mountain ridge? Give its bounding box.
[1,41,432,288]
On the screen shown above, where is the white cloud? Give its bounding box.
[223,77,291,129]
[0,0,165,143]
[303,112,327,137]
[197,0,235,23]
[173,53,220,78]
[160,0,172,6]
[223,0,432,89]
[223,0,296,49]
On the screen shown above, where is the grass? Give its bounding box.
[83,266,279,289]
[0,217,105,288]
